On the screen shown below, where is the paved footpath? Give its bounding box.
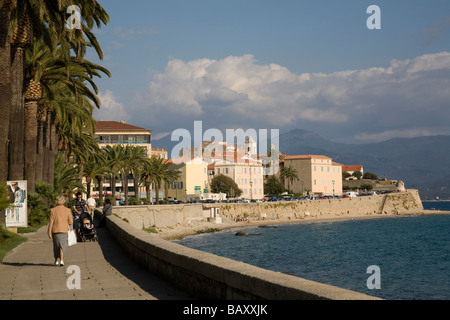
[0,226,193,300]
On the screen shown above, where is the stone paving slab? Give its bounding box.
[0,225,193,300]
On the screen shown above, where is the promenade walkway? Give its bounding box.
[0,225,193,300]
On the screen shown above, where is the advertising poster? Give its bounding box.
[5,181,28,228]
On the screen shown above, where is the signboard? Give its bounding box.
[6,181,28,228]
[194,186,201,191]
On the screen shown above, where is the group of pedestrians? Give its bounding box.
[47,192,113,266]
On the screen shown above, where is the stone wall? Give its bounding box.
[207,190,424,221]
[106,214,380,300]
[112,204,204,230]
[112,190,424,231]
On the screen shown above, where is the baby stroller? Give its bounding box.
[79,212,98,242]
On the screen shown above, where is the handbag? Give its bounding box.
[68,229,77,246]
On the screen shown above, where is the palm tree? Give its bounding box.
[141,157,180,205]
[1,0,109,185]
[22,40,109,191]
[0,1,12,189]
[53,153,84,197]
[126,145,149,205]
[280,165,299,194]
[82,152,107,198]
[103,145,125,201]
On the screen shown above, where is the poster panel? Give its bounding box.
[5,181,28,228]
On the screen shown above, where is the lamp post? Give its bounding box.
[332,180,335,198]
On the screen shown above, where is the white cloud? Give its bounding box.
[94,90,130,122]
[132,52,450,142]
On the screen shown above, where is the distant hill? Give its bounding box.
[152,129,450,200]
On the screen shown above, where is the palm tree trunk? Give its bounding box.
[98,175,104,205]
[0,4,12,228]
[35,118,44,183]
[8,47,25,181]
[133,170,139,200]
[145,181,151,202]
[24,100,38,193]
[111,175,116,200]
[155,184,160,205]
[42,109,51,184]
[86,177,92,198]
[47,118,57,186]
[124,175,129,205]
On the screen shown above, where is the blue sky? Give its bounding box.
[89,0,450,144]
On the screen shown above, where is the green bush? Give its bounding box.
[128,197,139,205]
[26,192,50,229]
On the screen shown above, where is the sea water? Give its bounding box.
[176,202,450,300]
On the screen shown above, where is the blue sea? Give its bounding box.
[176,201,450,300]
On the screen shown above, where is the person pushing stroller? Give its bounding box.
[72,192,91,241]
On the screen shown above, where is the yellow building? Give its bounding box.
[282,155,343,197]
[165,157,209,202]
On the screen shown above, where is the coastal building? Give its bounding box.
[164,157,210,202]
[94,120,168,159]
[208,155,264,200]
[342,165,364,180]
[281,155,343,197]
[90,121,168,199]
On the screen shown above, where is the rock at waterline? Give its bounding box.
[235,231,248,236]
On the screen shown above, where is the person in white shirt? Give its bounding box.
[86,196,96,220]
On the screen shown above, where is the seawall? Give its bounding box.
[112,190,424,231]
[210,190,424,221]
[106,214,380,300]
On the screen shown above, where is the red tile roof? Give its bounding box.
[283,155,332,160]
[342,165,363,171]
[95,121,152,133]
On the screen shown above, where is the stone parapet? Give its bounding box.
[106,214,380,300]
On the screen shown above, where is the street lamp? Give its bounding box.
[332,180,335,197]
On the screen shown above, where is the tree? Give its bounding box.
[210,174,242,198]
[1,0,109,189]
[264,175,285,197]
[353,170,363,180]
[53,153,84,197]
[141,157,180,205]
[363,172,378,180]
[280,165,299,193]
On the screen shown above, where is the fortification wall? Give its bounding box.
[111,190,423,231]
[112,204,204,230]
[106,214,380,300]
[209,190,424,221]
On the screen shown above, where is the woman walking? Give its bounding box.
[48,196,73,266]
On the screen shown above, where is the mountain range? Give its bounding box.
[153,129,450,200]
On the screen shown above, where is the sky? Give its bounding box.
[88,0,450,145]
